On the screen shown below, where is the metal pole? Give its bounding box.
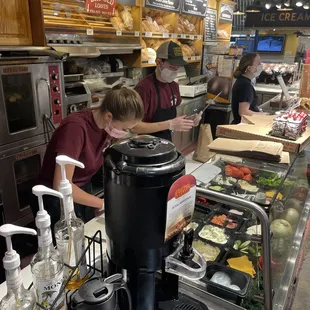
[196,188,273,310]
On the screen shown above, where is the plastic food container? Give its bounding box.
[203,263,252,304]
[208,210,244,231]
[192,239,226,263]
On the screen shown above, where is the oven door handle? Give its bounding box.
[36,78,51,122]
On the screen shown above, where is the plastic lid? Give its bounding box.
[0,224,37,270]
[72,278,114,305]
[32,185,63,229]
[105,135,178,167]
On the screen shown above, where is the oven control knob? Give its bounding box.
[53,86,59,92]
[52,74,59,80]
[54,99,60,105]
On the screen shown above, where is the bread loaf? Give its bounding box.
[120,6,133,30]
[110,17,126,31]
[163,24,174,33]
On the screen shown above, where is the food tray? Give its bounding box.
[207,210,244,232]
[221,249,259,279]
[195,223,235,248]
[193,205,214,222]
[204,159,289,207]
[202,263,252,305]
[239,218,262,238]
[220,204,251,219]
[231,235,262,259]
[192,238,226,264]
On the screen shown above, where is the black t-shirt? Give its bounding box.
[231,75,259,124]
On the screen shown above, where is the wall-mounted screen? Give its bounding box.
[256,35,286,53]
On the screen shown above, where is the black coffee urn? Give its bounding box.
[104,136,206,310]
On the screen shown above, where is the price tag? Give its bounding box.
[116,30,122,36]
[197,35,202,40]
[163,32,169,38]
[135,31,140,37]
[181,34,186,39]
[197,56,201,60]
[86,29,94,36]
[183,57,189,61]
[148,59,155,64]
[145,32,152,37]
[189,35,194,40]
[171,33,178,38]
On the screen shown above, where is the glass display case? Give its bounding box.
[181,150,310,310]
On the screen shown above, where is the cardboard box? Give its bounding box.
[216,124,310,153]
[179,83,208,98]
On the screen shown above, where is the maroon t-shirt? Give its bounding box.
[135,74,181,122]
[39,109,110,188]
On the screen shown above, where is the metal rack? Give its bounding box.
[28,230,105,310]
[194,188,273,310]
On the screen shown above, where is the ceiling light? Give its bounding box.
[284,0,290,5]
[304,2,310,9]
[296,1,304,6]
[276,4,282,8]
[265,3,272,9]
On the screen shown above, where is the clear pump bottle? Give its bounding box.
[31,185,66,310]
[0,224,37,310]
[54,155,88,290]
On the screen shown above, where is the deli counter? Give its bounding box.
[181,149,310,310]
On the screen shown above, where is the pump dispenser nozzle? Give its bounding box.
[0,225,37,310]
[56,155,85,187]
[32,185,63,229]
[0,224,36,271]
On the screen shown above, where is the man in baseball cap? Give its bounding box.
[131,41,201,141]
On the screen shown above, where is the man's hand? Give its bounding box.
[169,116,194,132]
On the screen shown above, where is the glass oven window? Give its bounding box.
[14,154,41,211]
[2,73,36,134]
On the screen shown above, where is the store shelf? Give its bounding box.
[142,32,202,40]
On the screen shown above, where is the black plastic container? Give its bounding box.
[193,205,214,222]
[203,263,252,305]
[207,210,244,231]
[221,249,258,279]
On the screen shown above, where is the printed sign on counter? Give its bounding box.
[219,2,234,23]
[165,175,196,241]
[85,0,116,15]
[204,8,217,41]
[181,0,208,17]
[145,0,181,13]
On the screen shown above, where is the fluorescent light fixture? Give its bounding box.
[233,10,245,15]
[296,1,304,6]
[304,2,310,9]
[245,6,261,12]
[265,3,272,9]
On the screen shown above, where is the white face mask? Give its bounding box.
[254,64,263,78]
[160,68,178,83]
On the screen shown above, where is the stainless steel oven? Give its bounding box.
[0,135,47,226]
[0,59,65,148]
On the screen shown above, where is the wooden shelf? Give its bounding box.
[142,32,202,40]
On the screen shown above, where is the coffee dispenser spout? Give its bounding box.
[165,229,207,281]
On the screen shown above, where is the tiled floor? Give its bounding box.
[292,236,310,310]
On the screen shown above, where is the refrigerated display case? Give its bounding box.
[181,150,310,310]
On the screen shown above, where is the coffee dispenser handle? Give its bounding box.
[104,274,133,310]
[165,244,207,281]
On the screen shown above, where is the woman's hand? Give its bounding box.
[95,199,105,217]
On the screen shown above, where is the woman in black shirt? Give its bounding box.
[231,53,266,124]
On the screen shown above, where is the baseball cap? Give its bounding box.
[156,41,188,66]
